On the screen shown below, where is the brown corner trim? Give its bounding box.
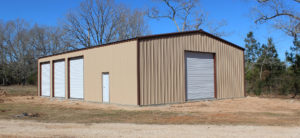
[52,61,54,97]
[214,53,217,98]
[184,52,187,101]
[38,62,41,96]
[67,58,70,99]
[137,39,141,105]
[243,52,246,97]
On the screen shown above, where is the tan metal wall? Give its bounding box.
[139,33,244,105]
[38,40,138,105]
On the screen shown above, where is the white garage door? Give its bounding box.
[69,58,84,99]
[185,52,215,100]
[54,60,65,98]
[41,63,50,97]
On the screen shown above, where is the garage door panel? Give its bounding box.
[186,52,215,100]
[54,61,65,98]
[41,63,50,97]
[70,58,84,99]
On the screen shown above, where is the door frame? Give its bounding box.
[53,59,65,98]
[40,61,51,97]
[184,50,217,101]
[68,56,84,99]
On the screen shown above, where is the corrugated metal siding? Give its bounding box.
[139,33,244,105]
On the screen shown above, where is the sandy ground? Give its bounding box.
[0,120,300,138]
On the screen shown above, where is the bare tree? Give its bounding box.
[147,0,227,36]
[29,25,75,57]
[0,20,7,85]
[4,20,31,85]
[0,0,149,85]
[117,9,150,40]
[148,0,204,31]
[253,0,300,37]
[0,19,74,85]
[65,0,148,48]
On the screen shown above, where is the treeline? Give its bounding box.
[0,0,228,86]
[0,0,148,85]
[244,32,300,97]
[0,20,75,85]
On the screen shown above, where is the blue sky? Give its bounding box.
[0,0,296,60]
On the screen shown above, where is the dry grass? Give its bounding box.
[0,85,36,96]
[2,100,299,126]
[1,85,300,126]
[0,101,176,124]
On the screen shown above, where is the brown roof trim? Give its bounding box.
[199,30,244,51]
[138,30,202,40]
[137,29,244,51]
[38,38,137,59]
[39,30,244,59]
[137,39,141,106]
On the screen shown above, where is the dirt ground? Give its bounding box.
[3,95,300,113]
[1,86,300,137]
[2,96,300,125]
[1,120,300,138]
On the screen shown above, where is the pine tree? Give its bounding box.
[286,36,300,97]
[244,32,261,66]
[244,31,261,94]
[256,38,284,93]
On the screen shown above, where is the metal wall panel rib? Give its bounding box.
[139,33,244,105]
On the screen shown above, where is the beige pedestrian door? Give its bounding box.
[102,73,109,103]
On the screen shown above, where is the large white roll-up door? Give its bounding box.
[185,52,215,100]
[54,60,65,98]
[41,63,50,97]
[69,58,84,99]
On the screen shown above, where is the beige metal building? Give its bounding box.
[38,30,245,106]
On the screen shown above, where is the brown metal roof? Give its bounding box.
[38,30,244,59]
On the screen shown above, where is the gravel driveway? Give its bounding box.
[1,120,300,138]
